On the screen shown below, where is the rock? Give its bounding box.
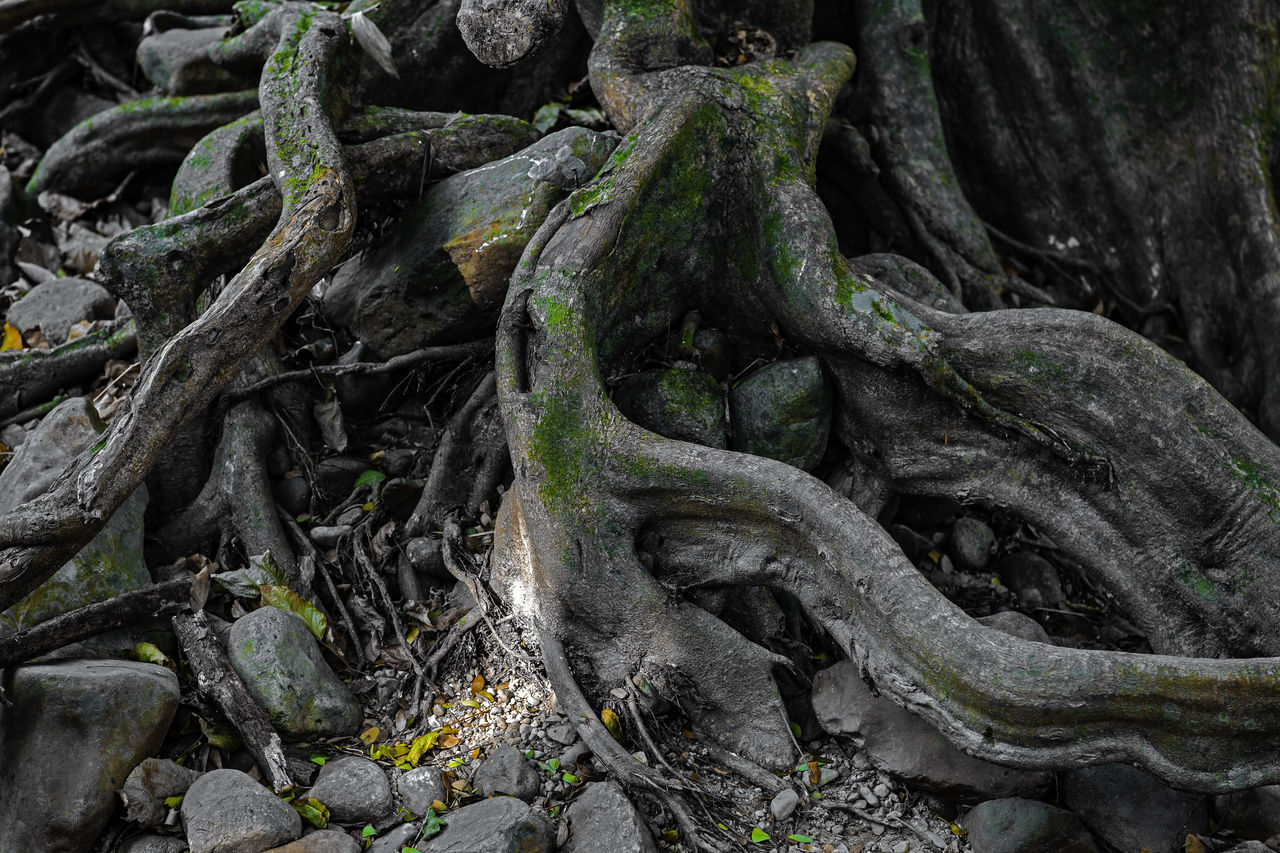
[136,27,253,94]
[227,606,362,738]
[264,828,363,852]
[473,743,541,802]
[182,769,302,853]
[729,357,831,471]
[613,368,727,448]
[324,128,618,359]
[306,756,393,824]
[1061,763,1209,853]
[561,781,657,853]
[4,276,114,345]
[381,477,424,519]
[693,328,733,379]
[334,342,398,415]
[0,396,102,513]
[118,836,190,853]
[977,611,1053,645]
[119,758,202,827]
[995,551,1067,608]
[547,719,578,745]
[1215,785,1280,840]
[369,822,421,853]
[0,660,180,852]
[420,797,554,852]
[962,798,1097,853]
[397,766,447,816]
[274,475,311,518]
[811,660,1051,801]
[314,455,372,502]
[770,788,801,821]
[1221,844,1272,853]
[888,523,934,562]
[950,516,995,570]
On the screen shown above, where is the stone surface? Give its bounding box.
[397,766,448,816]
[996,551,1067,609]
[811,660,1051,801]
[977,611,1053,645]
[313,455,371,502]
[0,396,102,514]
[4,276,114,344]
[950,516,995,570]
[324,128,617,359]
[264,828,363,852]
[137,27,253,94]
[1061,763,1209,853]
[729,356,831,471]
[770,788,801,821]
[227,606,362,738]
[473,743,541,802]
[613,368,727,448]
[962,798,1097,853]
[183,769,301,852]
[561,781,656,853]
[118,836,189,853]
[0,660,180,852]
[369,822,421,853]
[119,758,202,828]
[306,755,393,824]
[1214,785,1280,839]
[419,797,554,852]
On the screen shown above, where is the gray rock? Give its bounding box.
[264,828,363,852]
[977,611,1053,645]
[950,517,995,570]
[0,660,180,852]
[369,822,421,853]
[227,606,362,738]
[314,455,371,501]
[119,758,202,828]
[0,396,102,514]
[770,788,801,821]
[561,781,656,853]
[307,755,393,824]
[420,797,554,852]
[334,342,397,415]
[273,476,310,518]
[1061,763,1208,853]
[962,798,1097,853]
[729,357,831,471]
[137,27,252,95]
[1214,785,1280,840]
[4,276,114,344]
[118,836,189,853]
[547,720,578,745]
[473,743,541,802]
[397,766,447,817]
[613,368,727,448]
[182,769,302,853]
[0,422,26,449]
[811,661,1051,801]
[324,128,618,359]
[888,523,934,562]
[1219,843,1272,853]
[693,328,733,379]
[996,551,1067,609]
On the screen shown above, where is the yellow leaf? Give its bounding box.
[600,707,623,741]
[391,743,410,758]
[440,735,460,748]
[1184,837,1207,853]
[470,674,486,693]
[407,731,439,766]
[359,726,380,745]
[430,799,446,812]
[471,747,481,759]
[131,641,174,670]
[1,322,22,351]
[450,779,468,791]
[290,796,330,829]
[459,698,480,708]
[405,625,420,644]
[476,690,495,702]
[362,501,374,511]
[260,585,328,639]
[927,549,940,564]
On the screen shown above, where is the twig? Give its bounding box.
[695,736,787,795]
[626,689,682,777]
[0,576,191,668]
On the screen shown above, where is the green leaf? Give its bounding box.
[131,641,173,669]
[789,721,802,739]
[561,772,580,784]
[533,103,563,133]
[750,827,770,843]
[260,584,329,639]
[198,717,239,753]
[355,469,386,489]
[547,758,561,771]
[422,809,447,839]
[459,698,480,708]
[310,754,328,766]
[787,835,814,843]
[407,730,440,766]
[248,551,289,585]
[291,796,330,829]
[446,757,464,768]
[362,825,377,838]
[163,795,184,808]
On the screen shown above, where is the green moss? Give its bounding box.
[1008,349,1068,384]
[1229,457,1280,526]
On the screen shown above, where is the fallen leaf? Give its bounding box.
[260,585,328,639]
[359,726,381,745]
[290,796,329,829]
[313,396,348,452]
[601,707,623,741]
[750,827,770,843]
[1,321,22,350]
[471,674,486,693]
[350,10,399,78]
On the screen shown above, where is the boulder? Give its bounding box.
[0,660,180,852]
[306,755,393,824]
[227,606,362,738]
[1214,785,1280,840]
[136,27,254,95]
[977,611,1053,645]
[561,781,656,853]
[118,836,189,853]
[0,396,102,514]
[473,743,541,802]
[397,766,448,817]
[264,828,363,852]
[728,357,831,471]
[613,368,727,448]
[996,551,1067,609]
[962,798,1098,853]
[811,660,1051,801]
[950,516,995,570]
[118,758,202,828]
[419,797,554,852]
[181,769,302,853]
[4,276,114,344]
[1061,763,1209,853]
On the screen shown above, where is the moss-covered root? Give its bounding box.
[0,11,355,613]
[170,112,264,217]
[851,0,1007,309]
[24,90,258,197]
[456,0,570,68]
[0,320,137,420]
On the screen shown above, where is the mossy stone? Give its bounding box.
[728,356,831,470]
[614,368,727,448]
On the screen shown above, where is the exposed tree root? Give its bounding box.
[0,319,137,419]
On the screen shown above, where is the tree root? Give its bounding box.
[0,318,137,419]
